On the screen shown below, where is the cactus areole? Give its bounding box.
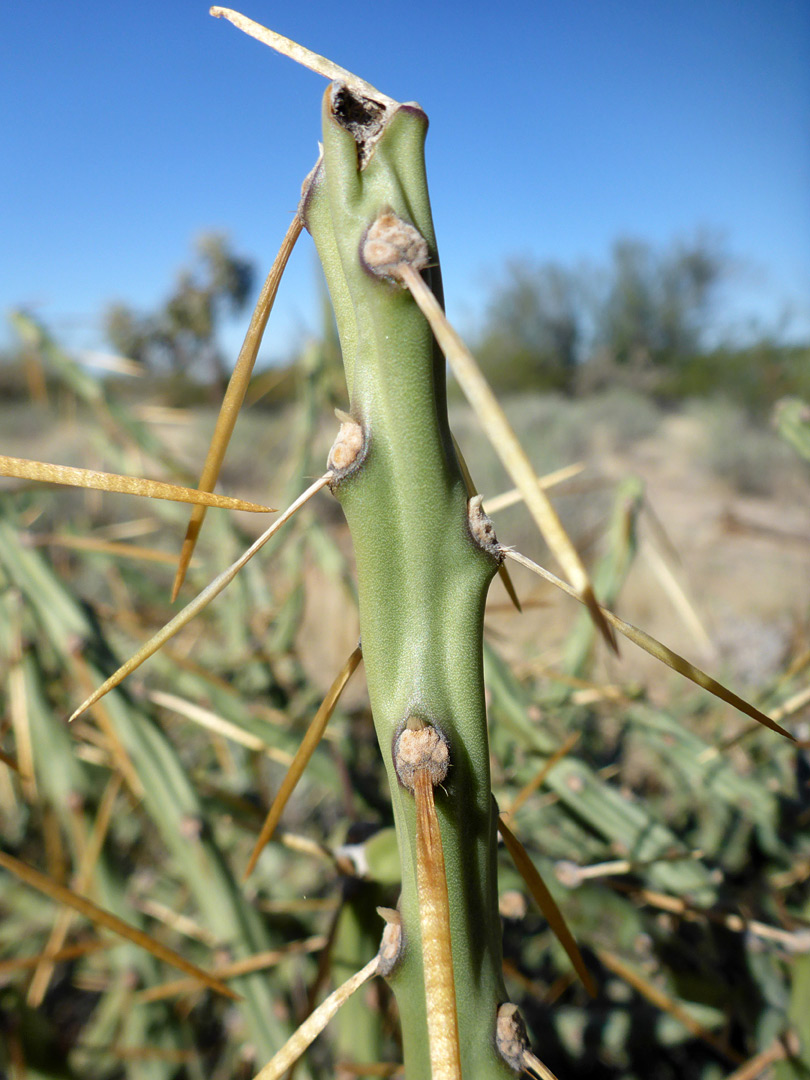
[302,83,517,1078]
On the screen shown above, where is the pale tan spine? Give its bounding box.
[414,768,462,1080]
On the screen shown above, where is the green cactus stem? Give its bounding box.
[302,82,516,1079]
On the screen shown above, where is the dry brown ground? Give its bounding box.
[484,408,810,711]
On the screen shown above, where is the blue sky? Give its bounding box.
[3,1,809,366]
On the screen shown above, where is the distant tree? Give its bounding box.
[103,302,157,369]
[475,260,583,394]
[473,235,728,396]
[103,233,255,390]
[596,236,724,366]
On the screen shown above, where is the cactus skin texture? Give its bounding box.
[303,84,517,1078]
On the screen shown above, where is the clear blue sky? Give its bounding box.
[3,1,809,365]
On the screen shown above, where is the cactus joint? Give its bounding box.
[495,1002,531,1073]
[376,907,404,977]
[361,211,430,284]
[467,494,503,561]
[393,718,450,792]
[327,413,365,477]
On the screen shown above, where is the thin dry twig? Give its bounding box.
[555,850,705,890]
[0,850,239,1001]
[483,462,586,515]
[0,455,273,513]
[700,682,810,761]
[136,935,327,1004]
[251,955,380,1080]
[28,772,124,1006]
[497,817,596,998]
[210,7,396,107]
[171,214,303,598]
[8,658,35,800]
[68,654,145,798]
[7,600,35,798]
[504,732,581,817]
[607,882,810,952]
[0,937,115,975]
[243,644,362,879]
[0,748,21,772]
[148,690,293,765]
[640,535,714,658]
[722,1033,800,1080]
[503,548,794,741]
[69,474,332,722]
[97,1047,197,1064]
[134,898,217,947]
[595,948,743,1063]
[27,533,196,566]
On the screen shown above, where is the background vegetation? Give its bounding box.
[1,227,809,1078]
